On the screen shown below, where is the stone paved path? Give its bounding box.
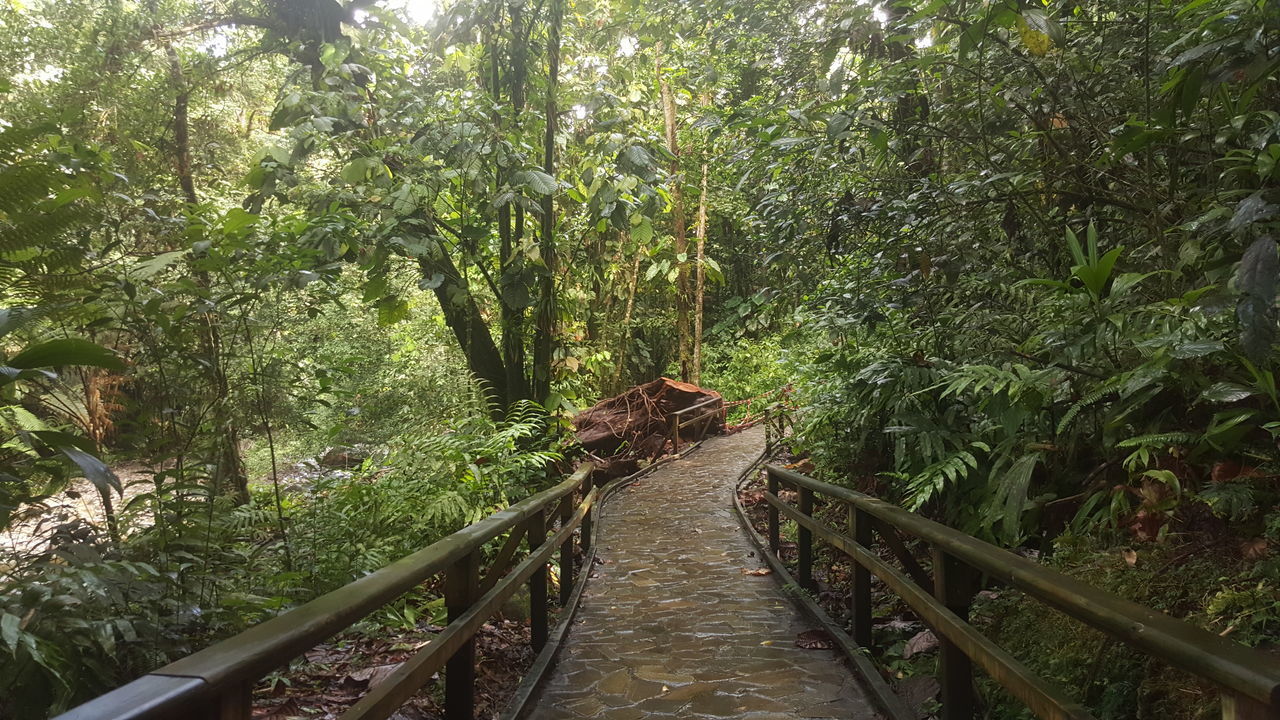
[524,426,879,720]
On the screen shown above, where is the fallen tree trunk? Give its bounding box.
[574,378,724,478]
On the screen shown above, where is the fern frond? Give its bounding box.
[1056,381,1121,435]
[1116,432,1199,449]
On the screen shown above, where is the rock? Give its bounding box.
[319,445,368,468]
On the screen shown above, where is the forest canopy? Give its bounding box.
[2,0,1279,717]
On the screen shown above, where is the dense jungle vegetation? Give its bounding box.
[1,0,1278,716]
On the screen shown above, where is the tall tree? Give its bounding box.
[532,0,561,402]
[656,43,692,382]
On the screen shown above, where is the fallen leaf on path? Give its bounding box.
[795,629,834,650]
[742,567,771,576]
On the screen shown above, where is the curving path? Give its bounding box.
[524,426,879,720]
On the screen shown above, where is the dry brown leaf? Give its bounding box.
[1242,538,1269,561]
[1122,549,1138,567]
[795,629,834,649]
[903,630,939,659]
[346,663,403,687]
[784,459,815,473]
[742,567,772,576]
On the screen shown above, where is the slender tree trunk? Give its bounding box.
[532,0,561,403]
[494,18,530,404]
[167,40,248,502]
[243,310,292,570]
[692,159,709,385]
[165,44,198,205]
[657,44,692,382]
[585,234,607,343]
[615,229,641,392]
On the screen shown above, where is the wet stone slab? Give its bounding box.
[523,427,879,720]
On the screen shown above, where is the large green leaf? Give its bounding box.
[631,217,654,245]
[1200,382,1256,404]
[1236,237,1279,363]
[340,156,387,184]
[512,170,557,195]
[58,446,121,495]
[7,338,124,371]
[376,295,410,326]
[1229,193,1277,231]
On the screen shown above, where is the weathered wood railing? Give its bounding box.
[56,464,596,720]
[761,464,1280,720]
[668,396,723,453]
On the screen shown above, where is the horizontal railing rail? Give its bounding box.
[668,396,724,453]
[57,464,596,720]
[762,463,1280,720]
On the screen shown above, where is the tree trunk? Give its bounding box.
[532,0,561,403]
[167,40,248,502]
[417,246,509,418]
[165,44,198,205]
[495,17,530,405]
[693,159,709,385]
[657,44,692,382]
[615,229,641,391]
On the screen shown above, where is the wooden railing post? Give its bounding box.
[580,473,593,557]
[798,486,815,592]
[849,505,873,648]
[445,550,480,720]
[766,468,780,555]
[933,547,979,720]
[670,413,680,454]
[528,509,549,652]
[559,495,574,606]
[1222,692,1277,719]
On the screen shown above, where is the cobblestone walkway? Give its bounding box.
[524,426,878,720]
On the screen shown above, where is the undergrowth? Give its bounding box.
[0,401,563,717]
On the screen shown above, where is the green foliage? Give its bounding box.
[696,333,811,421]
[797,223,1280,547]
[975,534,1277,719]
[3,0,1279,716]
[289,400,562,587]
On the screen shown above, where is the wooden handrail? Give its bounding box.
[763,464,1280,719]
[668,397,724,453]
[670,396,721,417]
[56,464,595,720]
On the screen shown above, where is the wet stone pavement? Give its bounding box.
[524,426,879,720]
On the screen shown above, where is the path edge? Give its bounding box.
[499,439,709,720]
[730,446,916,720]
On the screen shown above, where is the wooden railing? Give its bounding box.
[668,396,723,453]
[756,464,1280,720]
[56,464,596,720]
